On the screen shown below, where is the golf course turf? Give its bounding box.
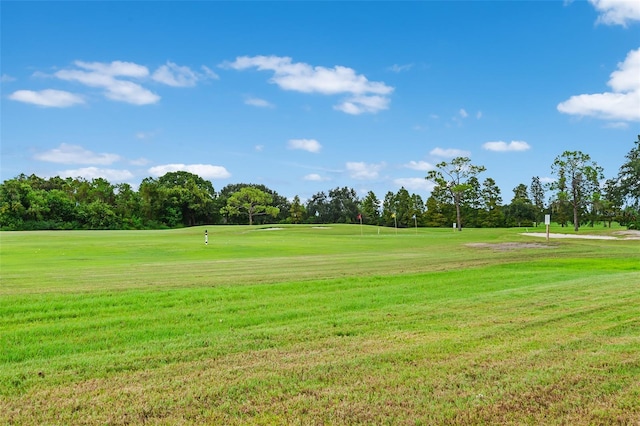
[1,225,639,424]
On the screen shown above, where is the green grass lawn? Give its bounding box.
[1,225,639,424]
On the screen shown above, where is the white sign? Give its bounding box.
[544,214,551,225]
[453,222,457,229]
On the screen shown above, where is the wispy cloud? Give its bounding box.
[388,63,413,73]
[430,147,471,158]
[1,74,16,83]
[346,161,385,180]
[152,62,200,87]
[287,138,322,153]
[482,140,531,152]
[34,143,120,165]
[245,97,274,108]
[13,60,215,107]
[9,89,85,107]
[148,163,231,179]
[55,60,160,105]
[223,55,393,114]
[557,47,640,122]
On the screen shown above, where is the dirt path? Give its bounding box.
[521,230,640,240]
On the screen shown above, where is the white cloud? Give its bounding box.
[394,177,435,192]
[430,147,471,158]
[589,0,640,26]
[148,164,231,179]
[2,74,16,82]
[482,140,531,152]
[8,89,85,107]
[255,145,264,152]
[459,108,468,118]
[557,48,640,122]
[404,160,434,171]
[245,97,274,108]
[540,177,556,184]
[303,173,329,181]
[152,62,200,87]
[34,143,120,165]
[288,138,322,153]
[55,61,159,105]
[223,55,393,114]
[476,111,483,119]
[72,60,149,77]
[334,95,390,115]
[346,161,385,180]
[58,167,134,182]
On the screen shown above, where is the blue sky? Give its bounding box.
[2,1,639,203]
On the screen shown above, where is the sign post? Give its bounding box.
[544,214,551,242]
[453,222,457,232]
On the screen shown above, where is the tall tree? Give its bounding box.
[328,187,360,223]
[360,191,381,225]
[289,195,306,224]
[381,191,397,227]
[550,151,604,232]
[617,135,640,209]
[530,176,546,226]
[426,157,486,231]
[601,178,624,228]
[479,177,504,227]
[221,186,279,225]
[424,184,454,227]
[506,183,535,227]
[306,191,330,224]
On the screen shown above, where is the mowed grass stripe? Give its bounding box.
[1,225,639,424]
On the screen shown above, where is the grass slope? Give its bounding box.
[1,225,639,424]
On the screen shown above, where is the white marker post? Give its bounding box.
[544,215,551,242]
[453,222,457,232]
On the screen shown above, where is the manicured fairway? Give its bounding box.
[1,225,639,424]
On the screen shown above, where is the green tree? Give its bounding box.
[360,191,381,225]
[601,178,624,228]
[479,178,504,227]
[550,151,604,231]
[114,183,142,229]
[381,191,397,227]
[306,191,330,224]
[426,157,486,231]
[394,187,413,227]
[530,176,546,226]
[221,186,279,225]
[617,135,640,210]
[289,195,306,224]
[505,184,535,227]
[328,187,360,223]
[410,193,425,226]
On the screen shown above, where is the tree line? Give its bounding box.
[1,136,638,231]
